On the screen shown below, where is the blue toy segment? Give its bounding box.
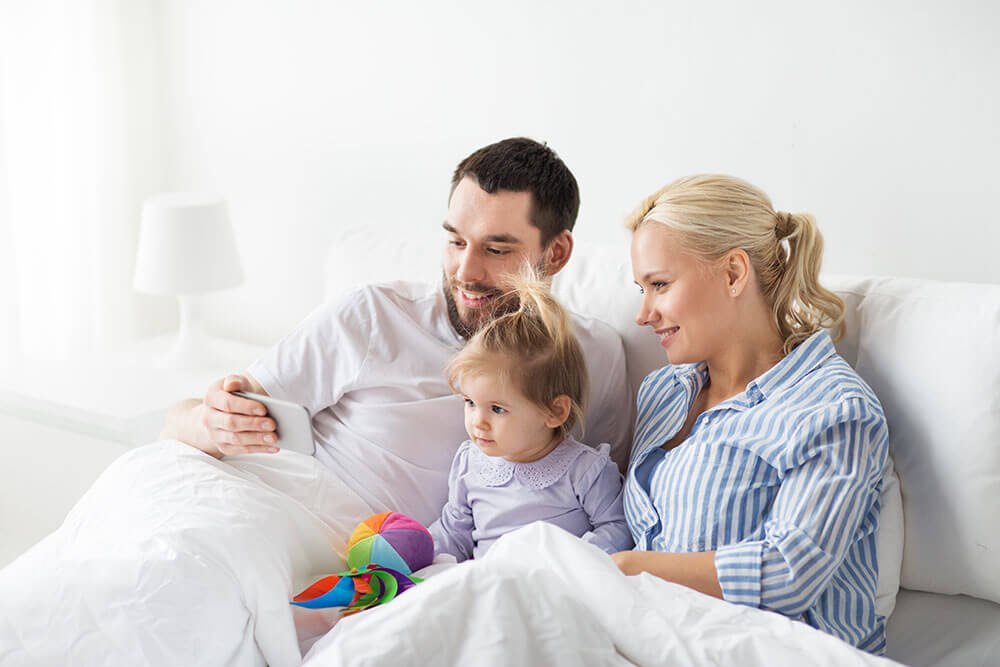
[369,536,413,575]
[290,574,355,609]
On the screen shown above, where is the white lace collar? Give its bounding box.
[468,438,585,490]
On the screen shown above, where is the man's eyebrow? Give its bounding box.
[441,222,522,245]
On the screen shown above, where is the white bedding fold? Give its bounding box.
[303,522,901,667]
[0,441,373,667]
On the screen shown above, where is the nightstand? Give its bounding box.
[0,335,270,566]
[0,334,270,446]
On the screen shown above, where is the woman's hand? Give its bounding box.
[609,549,724,599]
[611,550,639,576]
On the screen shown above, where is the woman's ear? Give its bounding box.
[725,248,751,297]
[544,395,572,429]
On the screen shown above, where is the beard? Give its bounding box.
[442,271,521,340]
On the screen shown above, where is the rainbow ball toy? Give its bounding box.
[290,512,434,613]
[347,511,434,576]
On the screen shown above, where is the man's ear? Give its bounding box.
[542,230,573,276]
[544,395,572,429]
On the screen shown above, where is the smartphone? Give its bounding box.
[232,391,316,455]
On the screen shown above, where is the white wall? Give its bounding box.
[154,0,1000,345]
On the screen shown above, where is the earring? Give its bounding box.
[730,288,737,296]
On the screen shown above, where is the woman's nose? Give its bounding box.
[635,296,657,327]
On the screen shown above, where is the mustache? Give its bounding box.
[447,279,503,298]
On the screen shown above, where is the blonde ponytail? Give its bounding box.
[447,266,588,438]
[770,212,845,353]
[627,174,845,354]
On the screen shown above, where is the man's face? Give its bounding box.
[442,177,549,338]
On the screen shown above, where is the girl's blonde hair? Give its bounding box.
[625,174,845,354]
[446,269,587,439]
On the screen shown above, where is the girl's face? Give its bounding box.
[630,223,733,365]
[460,372,562,463]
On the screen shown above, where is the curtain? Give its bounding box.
[0,0,160,365]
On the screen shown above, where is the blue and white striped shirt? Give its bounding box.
[624,331,888,653]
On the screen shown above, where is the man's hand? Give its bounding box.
[162,373,279,458]
[198,375,279,457]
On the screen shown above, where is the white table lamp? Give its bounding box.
[133,192,244,369]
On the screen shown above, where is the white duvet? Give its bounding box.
[1,441,899,666]
[0,441,372,667]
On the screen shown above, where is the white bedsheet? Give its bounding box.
[1,441,900,667]
[0,440,373,667]
[304,522,900,667]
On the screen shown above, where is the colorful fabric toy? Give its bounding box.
[346,511,435,575]
[290,512,434,613]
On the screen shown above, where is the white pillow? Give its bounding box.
[872,456,903,617]
[829,276,1000,605]
[324,228,440,300]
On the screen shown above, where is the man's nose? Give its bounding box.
[456,250,485,285]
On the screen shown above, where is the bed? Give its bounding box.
[1,235,997,666]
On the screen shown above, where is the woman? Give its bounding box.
[614,175,888,654]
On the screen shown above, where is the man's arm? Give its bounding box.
[161,373,279,459]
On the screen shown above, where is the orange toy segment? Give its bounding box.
[348,522,378,547]
[364,511,392,532]
[292,575,341,603]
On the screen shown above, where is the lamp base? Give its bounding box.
[155,295,227,371]
[156,329,229,371]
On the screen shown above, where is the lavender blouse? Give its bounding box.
[428,437,633,561]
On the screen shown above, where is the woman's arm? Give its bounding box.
[613,399,886,610]
[611,550,723,599]
[711,397,888,615]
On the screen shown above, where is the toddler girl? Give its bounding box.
[428,275,632,561]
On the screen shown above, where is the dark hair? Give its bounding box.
[451,137,580,245]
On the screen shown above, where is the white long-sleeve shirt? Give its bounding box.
[248,280,632,526]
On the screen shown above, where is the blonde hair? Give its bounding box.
[446,269,587,439]
[625,174,844,354]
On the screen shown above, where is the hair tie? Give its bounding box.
[774,211,794,240]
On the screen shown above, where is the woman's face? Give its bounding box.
[630,223,732,364]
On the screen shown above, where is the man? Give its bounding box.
[162,136,631,525]
[0,138,632,666]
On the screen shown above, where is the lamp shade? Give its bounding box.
[133,192,244,295]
